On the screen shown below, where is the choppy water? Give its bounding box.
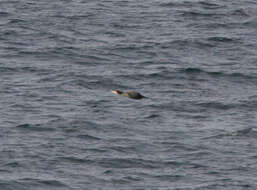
[1,0,257,189]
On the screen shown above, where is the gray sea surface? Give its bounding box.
[1,0,257,189]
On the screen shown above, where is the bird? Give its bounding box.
[112,90,147,100]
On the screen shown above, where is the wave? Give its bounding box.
[206,36,235,43]
[77,134,101,141]
[97,157,180,169]
[180,10,226,18]
[231,8,250,17]
[57,156,94,164]
[198,1,225,9]
[0,11,9,17]
[86,66,256,84]
[229,128,257,137]
[160,36,239,50]
[0,179,68,190]
[180,67,257,81]
[204,128,257,139]
[194,101,233,110]
[243,17,257,29]
[159,1,224,10]
[16,123,56,132]
[7,18,27,25]
[20,178,67,187]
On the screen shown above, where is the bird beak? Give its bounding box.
[112,90,118,94]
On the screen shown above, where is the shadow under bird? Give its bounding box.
[112,90,147,100]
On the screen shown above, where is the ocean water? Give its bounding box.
[1,0,257,189]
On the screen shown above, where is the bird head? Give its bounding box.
[112,90,122,95]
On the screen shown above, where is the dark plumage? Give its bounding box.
[112,90,146,100]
